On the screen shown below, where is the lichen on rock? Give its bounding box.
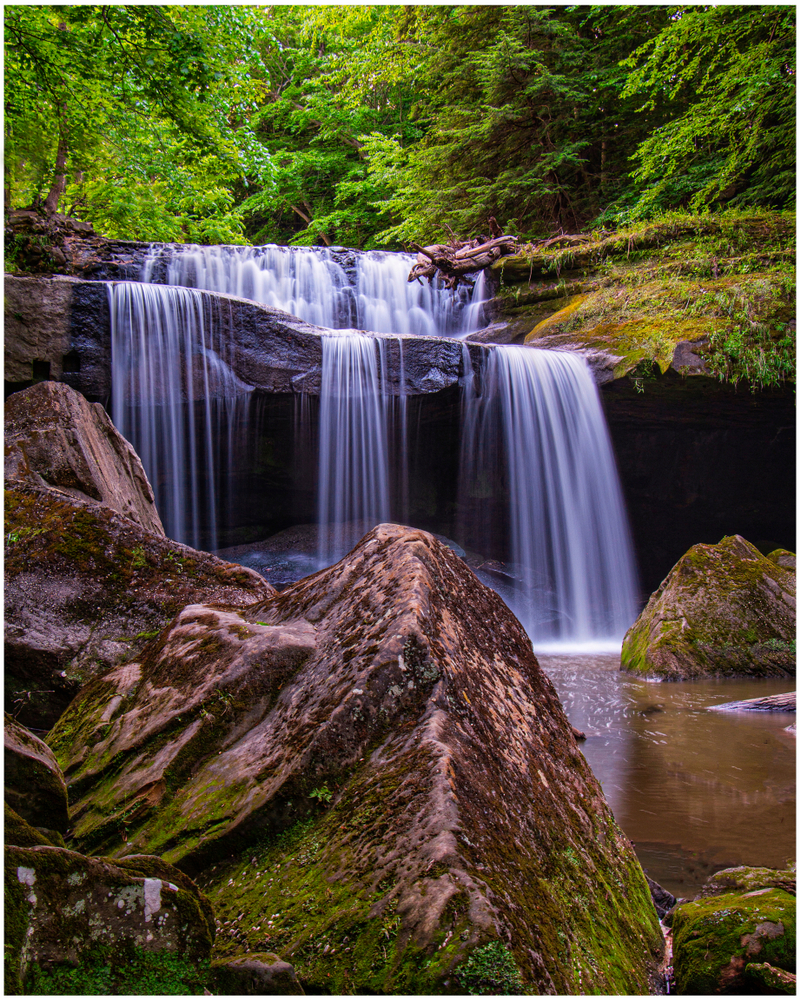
[621,534,795,680]
[4,844,214,995]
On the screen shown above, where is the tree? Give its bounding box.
[621,5,796,216]
[5,5,272,241]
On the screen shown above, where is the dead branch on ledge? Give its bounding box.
[407,217,518,290]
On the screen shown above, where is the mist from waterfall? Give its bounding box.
[459,346,639,649]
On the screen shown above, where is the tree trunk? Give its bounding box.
[43,130,68,216]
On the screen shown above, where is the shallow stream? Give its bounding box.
[539,653,796,898]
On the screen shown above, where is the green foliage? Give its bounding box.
[26,948,211,996]
[622,5,795,217]
[309,783,333,804]
[457,941,527,995]
[5,7,795,246]
[5,5,272,241]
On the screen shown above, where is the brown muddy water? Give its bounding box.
[538,653,796,899]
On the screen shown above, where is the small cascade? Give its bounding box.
[142,243,486,336]
[109,282,251,549]
[317,332,391,564]
[459,346,639,648]
[147,244,356,328]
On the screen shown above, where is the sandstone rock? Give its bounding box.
[4,714,69,834]
[5,844,214,995]
[5,380,164,535]
[5,275,478,400]
[671,869,795,994]
[5,481,273,730]
[621,535,796,680]
[49,524,663,994]
[210,953,305,995]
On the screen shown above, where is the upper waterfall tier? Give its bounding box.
[141,244,487,337]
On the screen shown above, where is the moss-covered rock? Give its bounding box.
[745,961,797,994]
[50,523,664,994]
[696,864,796,901]
[671,882,795,994]
[4,714,69,833]
[5,380,164,535]
[481,213,795,389]
[621,534,795,680]
[209,953,304,995]
[4,844,214,995]
[4,481,273,729]
[5,804,61,850]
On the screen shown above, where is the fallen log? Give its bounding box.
[407,217,518,289]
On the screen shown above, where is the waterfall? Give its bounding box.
[108,282,252,549]
[459,346,639,649]
[122,242,639,647]
[317,332,391,564]
[142,243,485,336]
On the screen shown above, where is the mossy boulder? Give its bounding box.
[4,714,69,835]
[621,535,795,680]
[5,380,164,535]
[696,864,796,901]
[5,844,214,995]
[671,871,796,994]
[209,953,304,995]
[4,481,273,730]
[5,804,62,850]
[50,523,664,994]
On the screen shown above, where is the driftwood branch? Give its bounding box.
[407,217,518,290]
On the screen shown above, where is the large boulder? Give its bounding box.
[671,866,796,994]
[5,381,164,535]
[5,481,273,730]
[48,524,664,994]
[4,714,69,836]
[5,845,214,995]
[621,535,795,680]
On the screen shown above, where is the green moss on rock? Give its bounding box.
[621,534,795,679]
[672,887,795,994]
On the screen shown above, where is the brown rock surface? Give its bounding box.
[48,524,663,994]
[5,380,164,535]
[5,481,273,729]
[4,714,69,834]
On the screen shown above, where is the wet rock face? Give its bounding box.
[49,523,663,995]
[671,866,796,995]
[5,380,164,535]
[4,715,69,835]
[4,482,273,729]
[621,535,796,680]
[5,845,214,995]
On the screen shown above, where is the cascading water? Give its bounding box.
[126,241,639,647]
[317,332,391,564]
[109,281,252,549]
[142,243,484,336]
[459,346,639,649]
